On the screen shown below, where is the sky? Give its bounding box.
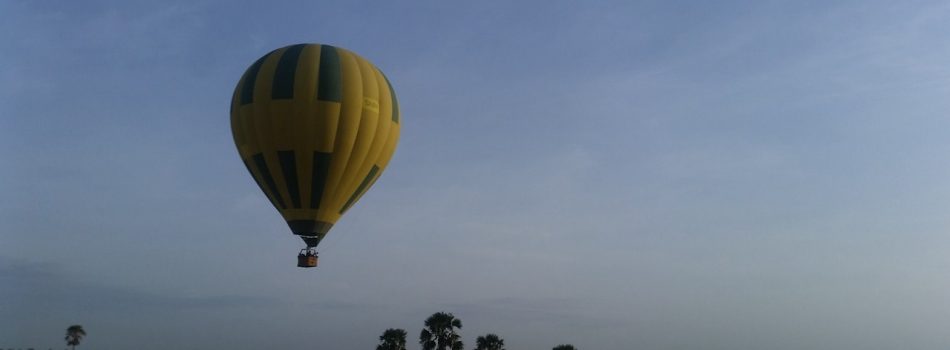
[4,0,950,349]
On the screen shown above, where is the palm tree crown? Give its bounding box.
[475,333,505,350]
[419,312,463,350]
[64,325,86,350]
[377,328,408,350]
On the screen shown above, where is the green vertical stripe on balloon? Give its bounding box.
[252,153,287,209]
[310,152,332,209]
[278,151,301,208]
[240,50,275,105]
[271,44,306,99]
[382,73,399,123]
[340,165,379,214]
[316,45,342,102]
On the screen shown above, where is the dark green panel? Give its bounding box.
[278,150,301,208]
[252,153,287,209]
[243,159,278,211]
[309,152,332,209]
[316,45,342,102]
[288,220,333,238]
[300,235,322,248]
[288,220,317,236]
[383,73,399,123]
[340,165,380,214]
[240,50,276,105]
[271,44,306,99]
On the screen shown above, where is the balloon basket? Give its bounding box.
[297,249,318,268]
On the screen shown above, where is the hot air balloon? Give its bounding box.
[230,43,400,267]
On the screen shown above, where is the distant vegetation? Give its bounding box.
[28,317,579,349]
[419,312,464,350]
[378,312,575,350]
[474,333,505,350]
[377,328,408,350]
[64,325,86,350]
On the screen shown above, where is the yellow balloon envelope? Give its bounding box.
[230,43,400,253]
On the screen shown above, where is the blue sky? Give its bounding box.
[4,1,950,349]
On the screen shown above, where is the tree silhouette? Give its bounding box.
[474,333,505,350]
[64,325,86,350]
[376,328,408,350]
[419,312,463,350]
[552,345,576,350]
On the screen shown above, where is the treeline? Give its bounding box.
[376,312,576,350]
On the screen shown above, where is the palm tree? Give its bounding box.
[64,325,86,350]
[552,345,576,350]
[419,312,463,350]
[474,333,505,350]
[377,328,408,350]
